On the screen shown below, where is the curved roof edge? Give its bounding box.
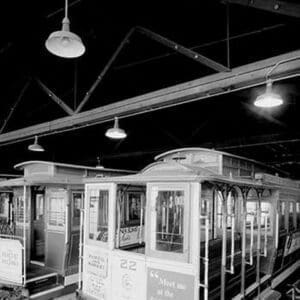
[155,147,287,176]
[14,160,135,174]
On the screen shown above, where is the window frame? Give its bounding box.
[47,189,67,232]
[85,183,115,248]
[296,202,300,229]
[71,191,84,230]
[147,182,190,262]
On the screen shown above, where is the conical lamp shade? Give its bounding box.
[45,17,85,58]
[105,117,127,139]
[28,136,45,152]
[254,82,283,108]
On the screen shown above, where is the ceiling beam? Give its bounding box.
[224,0,300,18]
[0,49,300,145]
[201,132,300,150]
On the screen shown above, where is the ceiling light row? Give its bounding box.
[28,117,126,152]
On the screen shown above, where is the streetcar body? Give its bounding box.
[79,148,300,300]
[0,161,133,299]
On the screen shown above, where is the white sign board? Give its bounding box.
[111,253,146,300]
[83,246,109,300]
[0,239,23,284]
[119,226,144,247]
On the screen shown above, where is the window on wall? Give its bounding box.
[88,189,109,243]
[215,191,222,238]
[226,192,236,229]
[34,194,44,221]
[14,195,30,224]
[279,201,286,231]
[296,203,300,229]
[246,201,258,227]
[116,185,146,249]
[155,190,184,253]
[48,195,65,228]
[0,193,10,222]
[200,187,213,240]
[261,202,272,233]
[121,191,143,226]
[72,192,83,228]
[288,202,295,231]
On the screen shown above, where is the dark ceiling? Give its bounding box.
[0,0,300,177]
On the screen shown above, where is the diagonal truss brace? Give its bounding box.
[36,78,75,116]
[0,49,299,145]
[136,26,230,73]
[75,26,230,113]
[223,0,300,18]
[0,79,31,134]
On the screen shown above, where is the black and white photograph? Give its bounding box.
[0,1,300,299]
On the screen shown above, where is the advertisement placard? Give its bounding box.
[83,247,109,300]
[0,239,23,284]
[147,267,194,300]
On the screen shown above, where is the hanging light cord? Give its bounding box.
[65,0,68,19]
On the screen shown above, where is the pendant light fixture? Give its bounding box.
[45,0,85,58]
[254,80,283,108]
[105,117,127,139]
[28,136,45,152]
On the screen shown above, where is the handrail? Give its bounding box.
[0,234,23,240]
[65,205,69,244]
[199,214,209,300]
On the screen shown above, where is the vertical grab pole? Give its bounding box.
[275,212,279,249]
[78,206,84,290]
[139,194,145,244]
[226,212,235,274]
[139,194,144,244]
[262,213,268,257]
[248,214,254,266]
[256,192,262,298]
[204,216,209,300]
[241,190,247,298]
[23,185,26,286]
[199,213,209,300]
[221,190,227,300]
[116,193,121,249]
[65,204,69,244]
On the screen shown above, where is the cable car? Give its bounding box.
[78,148,300,300]
[0,161,133,300]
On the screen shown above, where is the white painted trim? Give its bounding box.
[30,260,45,267]
[64,273,79,286]
[29,285,64,299]
[232,274,271,300]
[271,260,300,288]
[25,272,57,284]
